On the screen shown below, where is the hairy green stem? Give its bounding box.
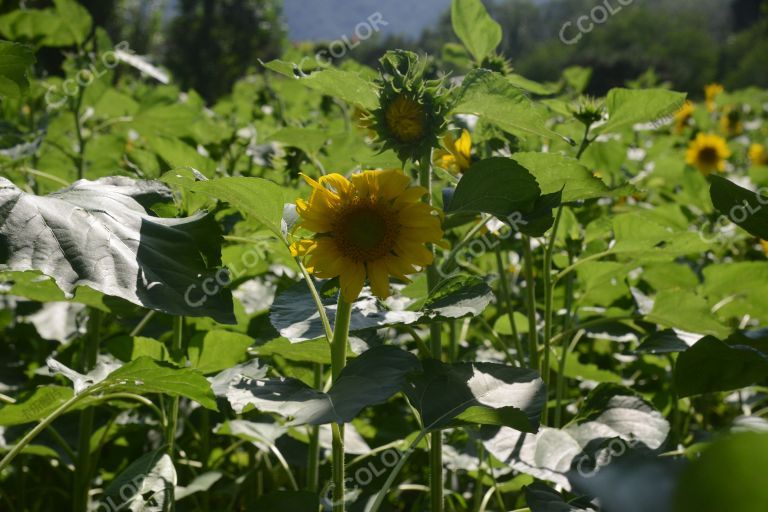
[307,363,323,491]
[541,205,564,425]
[166,316,185,456]
[522,237,539,371]
[494,247,525,367]
[73,309,102,512]
[331,295,352,512]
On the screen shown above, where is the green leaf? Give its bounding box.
[510,152,617,203]
[0,386,73,426]
[0,3,90,48]
[451,0,502,62]
[634,330,690,354]
[191,177,288,238]
[419,275,494,320]
[268,127,328,157]
[483,384,669,490]
[447,157,541,218]
[405,359,545,431]
[0,177,235,323]
[709,175,768,239]
[674,336,768,397]
[453,70,568,142]
[221,346,420,425]
[0,40,34,98]
[102,357,218,410]
[106,335,169,362]
[52,0,92,47]
[187,330,253,375]
[100,449,176,512]
[551,347,622,383]
[252,337,331,364]
[595,88,686,134]
[674,432,768,512]
[262,60,378,110]
[645,290,731,338]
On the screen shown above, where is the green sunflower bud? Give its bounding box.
[572,96,606,127]
[370,50,450,164]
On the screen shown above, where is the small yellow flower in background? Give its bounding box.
[433,129,472,174]
[384,94,426,144]
[749,143,768,166]
[761,240,768,256]
[674,101,695,134]
[685,133,732,174]
[705,83,724,112]
[291,170,443,302]
[719,106,743,137]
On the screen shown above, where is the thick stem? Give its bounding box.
[306,363,323,491]
[331,296,352,512]
[522,237,539,371]
[73,309,102,512]
[541,206,564,425]
[494,247,525,367]
[166,317,185,457]
[419,153,443,512]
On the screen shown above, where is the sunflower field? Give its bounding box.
[1,0,768,511]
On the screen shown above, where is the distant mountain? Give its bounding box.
[282,0,452,41]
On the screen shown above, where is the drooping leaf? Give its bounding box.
[482,384,669,490]
[0,177,235,323]
[709,175,768,240]
[446,157,541,218]
[101,357,218,410]
[100,449,176,512]
[405,359,545,431]
[451,0,502,63]
[221,346,419,425]
[674,336,768,397]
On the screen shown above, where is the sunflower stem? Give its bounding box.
[522,236,539,372]
[419,152,444,512]
[331,295,352,512]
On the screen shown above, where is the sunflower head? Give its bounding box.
[433,129,472,174]
[674,101,695,134]
[685,133,732,174]
[750,143,768,167]
[479,53,513,76]
[705,83,724,112]
[290,170,443,302]
[370,50,450,163]
[719,106,743,137]
[571,96,605,127]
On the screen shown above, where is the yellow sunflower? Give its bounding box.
[433,129,472,174]
[749,143,768,166]
[705,83,724,112]
[719,106,743,137]
[674,101,695,134]
[685,133,732,174]
[290,170,443,302]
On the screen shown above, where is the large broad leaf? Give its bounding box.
[674,432,768,512]
[187,330,253,375]
[524,482,595,512]
[0,41,34,98]
[453,70,567,141]
[0,0,91,47]
[270,279,491,343]
[595,88,687,135]
[446,157,541,218]
[510,152,620,203]
[645,290,731,339]
[102,357,218,410]
[482,384,669,490]
[709,175,768,239]
[405,359,545,431]
[220,346,420,425]
[100,449,176,512]
[451,0,502,63]
[262,60,378,110]
[674,335,768,397]
[0,177,235,323]
[190,176,288,238]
